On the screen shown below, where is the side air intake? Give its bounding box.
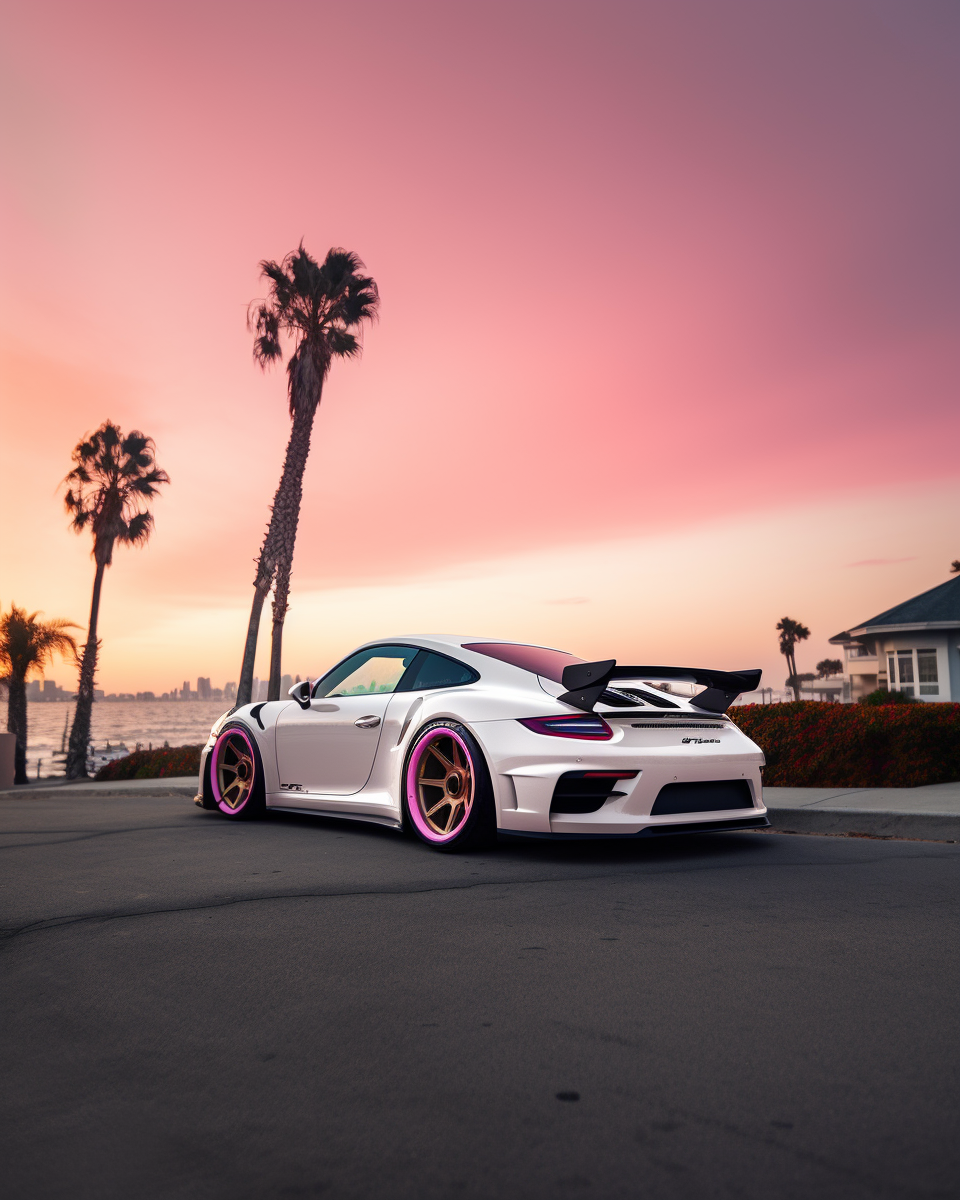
[551,770,638,814]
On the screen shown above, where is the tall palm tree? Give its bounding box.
[63,422,169,777]
[237,245,380,705]
[777,616,811,701]
[0,604,78,784]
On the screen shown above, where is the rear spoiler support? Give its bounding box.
[558,662,762,714]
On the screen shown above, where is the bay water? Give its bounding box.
[14,699,229,778]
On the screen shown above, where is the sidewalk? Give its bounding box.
[764,783,960,841]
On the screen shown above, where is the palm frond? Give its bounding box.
[248,244,379,415]
[63,421,168,561]
[0,604,80,679]
[326,328,360,357]
[341,280,380,327]
[120,511,154,545]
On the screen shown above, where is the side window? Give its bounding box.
[313,646,420,699]
[402,651,479,691]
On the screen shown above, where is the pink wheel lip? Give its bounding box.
[211,726,256,813]
[407,725,474,844]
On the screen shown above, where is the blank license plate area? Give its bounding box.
[650,779,753,815]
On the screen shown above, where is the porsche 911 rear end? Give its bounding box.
[474,700,767,838]
[544,709,766,836]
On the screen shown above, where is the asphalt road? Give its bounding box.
[2,791,958,1200]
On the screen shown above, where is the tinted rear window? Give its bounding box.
[462,642,584,683]
[404,652,478,691]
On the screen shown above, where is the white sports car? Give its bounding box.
[195,636,768,851]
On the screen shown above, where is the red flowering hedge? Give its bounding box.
[729,702,960,787]
[94,745,202,781]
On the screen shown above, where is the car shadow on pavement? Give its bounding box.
[254,805,772,868]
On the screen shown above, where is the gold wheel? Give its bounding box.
[214,730,256,811]
[415,731,475,837]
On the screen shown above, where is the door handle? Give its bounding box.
[355,715,381,729]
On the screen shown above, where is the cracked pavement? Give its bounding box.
[2,790,958,1199]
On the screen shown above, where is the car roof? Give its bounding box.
[346,635,571,684]
[357,634,571,653]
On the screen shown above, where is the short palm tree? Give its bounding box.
[1,604,78,784]
[777,616,811,701]
[63,422,169,777]
[237,245,379,705]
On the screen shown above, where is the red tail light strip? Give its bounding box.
[517,715,614,741]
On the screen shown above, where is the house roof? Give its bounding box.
[830,575,960,642]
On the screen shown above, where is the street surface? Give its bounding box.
[2,790,957,1200]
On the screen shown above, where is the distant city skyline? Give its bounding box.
[15,672,313,703]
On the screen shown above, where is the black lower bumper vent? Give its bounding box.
[551,770,638,815]
[651,779,753,815]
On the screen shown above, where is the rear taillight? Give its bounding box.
[518,714,614,740]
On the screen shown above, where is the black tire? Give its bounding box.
[208,723,266,819]
[402,720,497,852]
[196,750,218,809]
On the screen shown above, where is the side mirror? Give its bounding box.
[288,680,312,710]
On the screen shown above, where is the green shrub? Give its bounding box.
[858,688,917,705]
[94,745,202,781]
[729,701,960,787]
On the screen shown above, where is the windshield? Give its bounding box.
[461,642,585,684]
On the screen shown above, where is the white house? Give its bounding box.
[829,575,960,702]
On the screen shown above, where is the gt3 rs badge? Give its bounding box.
[682,737,721,744]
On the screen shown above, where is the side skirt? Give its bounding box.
[266,805,403,830]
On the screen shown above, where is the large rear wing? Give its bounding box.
[558,661,762,714]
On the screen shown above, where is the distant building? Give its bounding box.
[26,680,41,699]
[281,674,293,695]
[197,677,212,699]
[830,575,960,702]
[223,681,237,701]
[799,676,847,703]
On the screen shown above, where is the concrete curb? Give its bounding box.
[0,779,199,799]
[766,806,960,842]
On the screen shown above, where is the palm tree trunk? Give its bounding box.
[788,649,800,701]
[236,573,272,707]
[266,400,318,701]
[6,673,29,784]
[268,559,291,701]
[66,558,106,778]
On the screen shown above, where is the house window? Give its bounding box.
[897,652,914,684]
[887,655,896,686]
[918,650,939,695]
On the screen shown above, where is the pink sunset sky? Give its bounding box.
[1,0,958,694]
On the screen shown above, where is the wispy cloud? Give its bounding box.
[846,557,917,567]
